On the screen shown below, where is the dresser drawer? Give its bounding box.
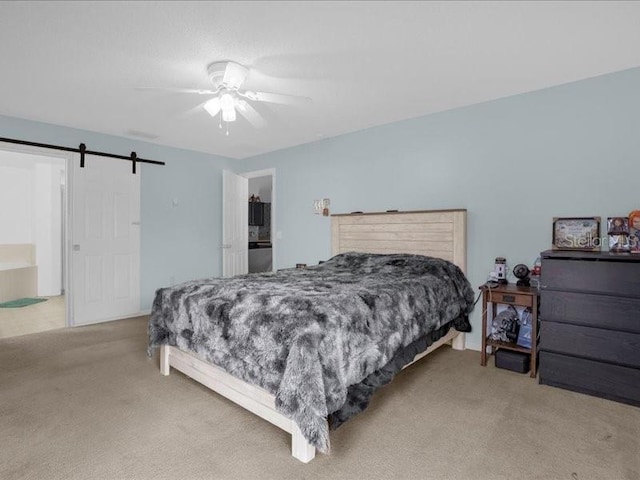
[540,321,640,368]
[539,351,640,406]
[541,259,640,297]
[541,290,640,333]
[487,291,533,307]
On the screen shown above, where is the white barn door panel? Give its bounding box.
[72,155,140,325]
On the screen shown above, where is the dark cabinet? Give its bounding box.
[249,202,264,226]
[539,250,640,407]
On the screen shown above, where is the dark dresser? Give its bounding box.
[539,250,640,406]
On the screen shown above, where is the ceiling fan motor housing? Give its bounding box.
[208,61,249,90]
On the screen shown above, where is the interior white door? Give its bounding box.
[72,155,140,325]
[222,170,248,277]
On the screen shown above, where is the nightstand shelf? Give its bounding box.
[480,283,539,377]
[486,339,531,354]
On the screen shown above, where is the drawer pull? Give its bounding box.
[502,295,516,302]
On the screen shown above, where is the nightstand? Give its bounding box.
[480,283,539,378]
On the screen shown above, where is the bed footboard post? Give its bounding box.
[160,345,171,375]
[451,332,465,350]
[291,423,316,463]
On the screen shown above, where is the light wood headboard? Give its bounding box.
[331,209,467,274]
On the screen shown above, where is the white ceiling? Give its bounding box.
[1,1,640,159]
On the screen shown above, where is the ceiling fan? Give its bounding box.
[139,61,311,135]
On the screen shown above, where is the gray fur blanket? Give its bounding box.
[148,252,474,452]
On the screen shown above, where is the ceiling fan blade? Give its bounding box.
[236,100,267,129]
[203,97,222,117]
[135,86,221,95]
[223,62,249,89]
[178,100,209,119]
[238,90,312,106]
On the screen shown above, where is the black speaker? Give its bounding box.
[513,264,530,287]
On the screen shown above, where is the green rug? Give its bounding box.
[0,298,48,308]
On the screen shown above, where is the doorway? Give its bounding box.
[0,147,68,338]
[221,168,276,277]
[244,169,275,274]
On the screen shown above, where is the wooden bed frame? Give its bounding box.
[159,209,467,463]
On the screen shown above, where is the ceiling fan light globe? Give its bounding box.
[203,97,221,117]
[222,108,236,122]
[220,93,235,111]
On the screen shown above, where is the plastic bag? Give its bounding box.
[516,308,533,348]
[490,305,520,343]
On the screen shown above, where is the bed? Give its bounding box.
[0,244,37,303]
[148,209,472,462]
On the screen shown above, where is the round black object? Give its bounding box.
[513,263,531,287]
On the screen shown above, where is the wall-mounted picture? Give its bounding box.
[552,217,601,251]
[608,217,630,253]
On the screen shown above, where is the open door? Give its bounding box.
[71,155,141,325]
[222,170,248,277]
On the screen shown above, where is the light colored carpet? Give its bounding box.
[1,317,638,480]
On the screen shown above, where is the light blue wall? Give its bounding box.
[139,152,230,309]
[239,67,640,350]
[4,67,640,346]
[0,115,232,310]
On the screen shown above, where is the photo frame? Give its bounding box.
[552,217,601,251]
[608,217,630,253]
[630,210,640,254]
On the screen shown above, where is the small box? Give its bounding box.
[495,349,530,374]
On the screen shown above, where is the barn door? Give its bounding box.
[71,155,140,325]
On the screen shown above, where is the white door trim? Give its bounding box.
[240,168,276,271]
[0,141,73,328]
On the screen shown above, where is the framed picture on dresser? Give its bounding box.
[608,217,630,253]
[552,217,601,251]
[629,210,640,253]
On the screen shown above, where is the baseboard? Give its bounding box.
[72,310,150,327]
[465,341,481,352]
